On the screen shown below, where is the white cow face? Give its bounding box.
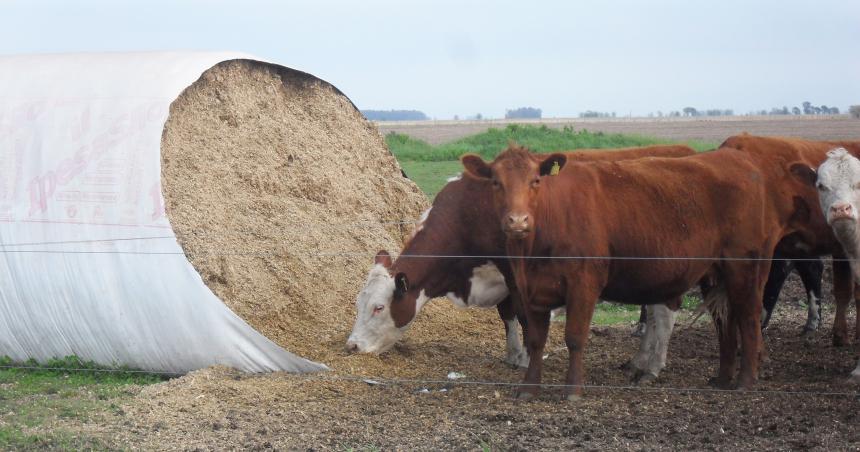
[816,148,860,226]
[346,265,403,354]
[346,251,414,354]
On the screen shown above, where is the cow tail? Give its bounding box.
[691,281,730,333]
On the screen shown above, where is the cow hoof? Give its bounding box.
[799,327,816,337]
[846,372,860,385]
[631,323,647,337]
[833,334,849,347]
[635,372,658,386]
[562,392,582,402]
[619,360,633,371]
[504,354,529,369]
[707,376,732,390]
[513,390,537,401]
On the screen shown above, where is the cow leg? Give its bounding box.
[796,258,824,335]
[850,358,860,384]
[626,304,658,374]
[631,303,678,385]
[562,286,601,401]
[631,305,648,337]
[760,257,793,331]
[711,312,738,389]
[854,284,860,341]
[727,262,766,390]
[515,308,551,400]
[497,295,529,368]
[832,258,853,346]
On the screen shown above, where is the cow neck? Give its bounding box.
[388,204,469,328]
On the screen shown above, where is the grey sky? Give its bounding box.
[2,0,858,119]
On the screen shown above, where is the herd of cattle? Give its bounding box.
[346,134,860,401]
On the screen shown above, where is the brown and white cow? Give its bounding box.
[799,148,860,382]
[346,145,694,369]
[462,144,819,399]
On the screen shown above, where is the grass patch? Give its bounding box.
[399,161,464,198]
[554,294,703,326]
[388,125,717,197]
[387,124,716,163]
[0,356,166,450]
[0,426,110,451]
[0,356,166,397]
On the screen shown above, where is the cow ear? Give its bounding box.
[539,153,567,176]
[461,154,492,180]
[393,272,409,299]
[789,163,817,187]
[374,250,393,268]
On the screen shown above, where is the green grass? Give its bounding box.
[388,124,718,197]
[399,161,464,198]
[554,294,702,326]
[387,124,716,163]
[0,356,166,450]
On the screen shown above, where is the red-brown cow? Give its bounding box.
[346,145,694,369]
[462,145,817,399]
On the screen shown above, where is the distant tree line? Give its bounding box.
[505,107,542,119]
[361,110,428,121]
[851,105,860,119]
[643,101,846,118]
[579,111,616,118]
[758,102,839,116]
[453,113,484,120]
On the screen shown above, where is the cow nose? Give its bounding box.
[831,203,853,219]
[346,341,359,353]
[507,214,529,229]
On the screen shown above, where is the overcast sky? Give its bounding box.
[2,0,858,119]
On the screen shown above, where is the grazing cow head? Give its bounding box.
[346,251,424,354]
[461,145,566,240]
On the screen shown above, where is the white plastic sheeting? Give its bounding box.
[0,51,327,374]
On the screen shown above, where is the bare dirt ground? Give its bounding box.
[377,115,860,145]
[52,270,860,450]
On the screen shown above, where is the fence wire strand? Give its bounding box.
[0,246,850,262]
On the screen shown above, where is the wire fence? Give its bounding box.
[0,233,848,261]
[0,219,855,399]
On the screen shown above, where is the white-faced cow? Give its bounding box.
[804,148,860,382]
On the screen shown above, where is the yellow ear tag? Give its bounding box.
[550,161,560,176]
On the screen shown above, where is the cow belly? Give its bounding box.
[601,271,701,304]
[446,261,509,309]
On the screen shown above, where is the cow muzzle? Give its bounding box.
[504,213,531,239]
[346,334,371,354]
[829,203,855,223]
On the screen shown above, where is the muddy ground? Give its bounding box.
[52,270,859,451]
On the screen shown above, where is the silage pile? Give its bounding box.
[159,60,441,365]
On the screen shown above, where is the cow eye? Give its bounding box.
[530,178,540,188]
[491,179,501,188]
[373,305,384,314]
[816,182,828,191]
